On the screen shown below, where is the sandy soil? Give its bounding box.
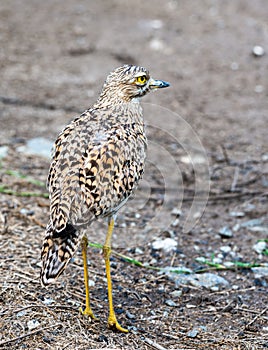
[0,1,267,349]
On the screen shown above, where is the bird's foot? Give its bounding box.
[108,314,128,333]
[79,306,98,320]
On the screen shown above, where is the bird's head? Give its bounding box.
[98,65,170,104]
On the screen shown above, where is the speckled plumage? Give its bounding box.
[40,65,169,330]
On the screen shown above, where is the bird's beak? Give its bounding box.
[149,78,170,89]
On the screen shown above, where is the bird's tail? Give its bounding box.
[40,222,80,285]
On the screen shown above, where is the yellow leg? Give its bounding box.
[79,236,97,319]
[103,217,128,333]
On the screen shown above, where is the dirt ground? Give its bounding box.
[0,1,268,349]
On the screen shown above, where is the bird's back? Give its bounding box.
[48,102,147,231]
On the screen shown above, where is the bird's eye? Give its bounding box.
[135,76,147,85]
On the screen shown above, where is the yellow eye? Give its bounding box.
[136,75,147,84]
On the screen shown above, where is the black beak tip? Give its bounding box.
[162,81,170,88]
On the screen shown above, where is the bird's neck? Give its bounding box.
[93,95,143,124]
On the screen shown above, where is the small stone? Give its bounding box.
[43,336,53,343]
[165,299,177,307]
[27,319,40,330]
[187,328,199,338]
[97,334,108,343]
[252,45,265,57]
[17,310,26,317]
[219,226,233,238]
[168,272,229,290]
[195,256,207,264]
[152,238,177,252]
[88,279,95,287]
[229,211,245,217]
[0,146,8,159]
[232,223,240,232]
[170,290,182,298]
[135,247,144,255]
[171,208,182,216]
[20,208,35,216]
[241,218,263,228]
[248,226,268,234]
[213,257,223,264]
[220,246,232,254]
[262,154,268,162]
[17,137,53,159]
[230,62,239,70]
[171,218,180,227]
[150,38,164,51]
[251,266,268,277]
[126,310,135,319]
[254,85,264,93]
[42,297,55,305]
[149,19,163,29]
[224,261,235,268]
[253,241,267,254]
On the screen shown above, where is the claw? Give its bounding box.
[108,315,128,333]
[79,305,98,320]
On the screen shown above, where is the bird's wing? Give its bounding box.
[48,109,146,231]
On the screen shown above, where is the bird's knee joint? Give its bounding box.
[103,245,111,259]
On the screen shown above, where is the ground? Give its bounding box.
[0,1,268,349]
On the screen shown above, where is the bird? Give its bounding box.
[40,64,169,332]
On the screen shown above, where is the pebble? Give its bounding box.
[232,223,240,232]
[17,310,27,317]
[254,85,264,93]
[251,266,268,277]
[42,297,55,305]
[126,310,136,319]
[180,154,207,164]
[262,154,268,162]
[241,218,263,228]
[171,208,182,216]
[150,38,164,51]
[213,257,223,264]
[152,238,177,252]
[187,328,199,338]
[17,137,53,158]
[220,246,232,254]
[88,279,95,287]
[253,241,266,254]
[20,208,35,216]
[248,226,268,234]
[165,299,177,307]
[149,19,163,30]
[171,218,180,227]
[170,290,182,298]
[134,247,144,255]
[0,145,8,159]
[252,45,265,57]
[232,285,239,290]
[27,319,40,330]
[168,272,229,290]
[224,261,235,268]
[229,211,245,217]
[230,62,239,71]
[219,226,233,238]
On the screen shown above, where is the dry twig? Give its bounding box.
[0,323,62,346]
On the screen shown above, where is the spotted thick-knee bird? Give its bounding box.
[40,64,169,332]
